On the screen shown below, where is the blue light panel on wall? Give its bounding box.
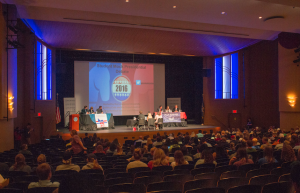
[231,53,238,99]
[36,41,42,100]
[215,57,223,99]
[47,48,52,100]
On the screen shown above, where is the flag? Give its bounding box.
[56,98,61,124]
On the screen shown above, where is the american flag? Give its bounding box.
[56,99,61,124]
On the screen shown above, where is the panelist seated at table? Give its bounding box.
[138,111,144,120]
[156,105,163,112]
[96,106,104,114]
[147,112,153,121]
[81,106,90,114]
[172,105,181,112]
[155,112,163,130]
[89,107,96,114]
[165,106,172,112]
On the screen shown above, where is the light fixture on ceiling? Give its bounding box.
[221,12,226,15]
[126,0,129,2]
[259,16,262,19]
[173,6,176,8]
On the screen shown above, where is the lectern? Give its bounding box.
[69,114,79,131]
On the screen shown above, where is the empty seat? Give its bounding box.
[14,175,39,183]
[279,173,291,182]
[184,179,218,192]
[270,167,290,176]
[147,181,183,192]
[104,177,133,186]
[174,164,194,171]
[262,181,294,193]
[185,187,225,193]
[260,162,281,170]
[194,172,219,180]
[218,177,249,191]
[152,166,173,173]
[79,169,103,174]
[27,187,58,193]
[191,168,215,176]
[0,188,23,193]
[55,170,77,175]
[249,174,278,186]
[135,171,163,178]
[106,172,133,180]
[281,161,293,169]
[163,174,194,183]
[215,165,237,175]
[220,170,246,179]
[246,169,270,178]
[104,168,126,175]
[195,163,215,169]
[163,169,190,176]
[109,183,146,193]
[227,185,261,193]
[238,164,260,172]
[128,167,150,174]
[134,175,162,186]
[149,191,181,193]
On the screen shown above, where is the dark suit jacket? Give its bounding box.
[96,108,103,114]
[89,109,95,114]
[172,107,180,112]
[157,108,163,112]
[81,108,88,114]
[138,114,145,120]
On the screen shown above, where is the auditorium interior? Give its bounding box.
[0,0,300,192]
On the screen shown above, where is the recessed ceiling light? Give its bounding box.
[173,6,176,8]
[221,12,226,15]
[259,16,262,19]
[126,0,129,2]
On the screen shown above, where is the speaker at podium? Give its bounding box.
[69,114,79,131]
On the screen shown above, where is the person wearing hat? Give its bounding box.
[82,154,103,171]
[56,151,80,172]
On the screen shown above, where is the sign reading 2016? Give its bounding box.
[112,75,132,102]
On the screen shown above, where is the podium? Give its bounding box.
[69,114,79,131]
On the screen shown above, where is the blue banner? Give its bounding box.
[162,112,181,123]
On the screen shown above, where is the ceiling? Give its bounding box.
[2,0,300,56]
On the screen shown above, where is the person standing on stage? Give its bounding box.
[24,123,33,145]
[156,105,163,113]
[165,106,172,112]
[81,106,89,114]
[96,106,103,114]
[172,105,180,112]
[89,107,95,114]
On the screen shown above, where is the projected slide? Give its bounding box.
[89,62,154,115]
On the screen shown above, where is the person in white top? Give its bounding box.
[165,106,172,112]
[155,112,163,130]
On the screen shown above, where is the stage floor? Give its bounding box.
[58,124,217,134]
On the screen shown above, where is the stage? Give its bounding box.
[57,124,220,144]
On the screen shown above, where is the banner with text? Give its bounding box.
[95,114,108,128]
[162,112,181,123]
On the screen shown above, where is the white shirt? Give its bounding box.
[165,109,172,112]
[155,115,162,123]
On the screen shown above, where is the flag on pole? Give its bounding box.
[56,94,61,124]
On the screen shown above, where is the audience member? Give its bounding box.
[260,137,269,150]
[126,148,148,172]
[197,130,203,138]
[252,138,260,149]
[134,136,143,146]
[246,140,257,153]
[274,138,285,150]
[213,145,228,160]
[181,146,193,161]
[93,145,106,154]
[56,151,80,172]
[229,148,253,167]
[82,153,103,171]
[281,144,297,162]
[68,130,87,155]
[19,144,33,155]
[258,145,278,165]
[194,149,217,168]
[148,148,169,169]
[114,145,125,155]
[9,154,31,174]
[169,138,180,153]
[106,143,117,154]
[153,137,163,147]
[32,154,55,174]
[161,145,174,162]
[193,144,207,159]
[171,150,188,169]
[28,163,59,189]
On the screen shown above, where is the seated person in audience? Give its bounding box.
[82,153,103,171]
[153,137,163,147]
[215,133,221,141]
[228,142,236,153]
[194,149,217,168]
[19,144,33,155]
[56,151,80,172]
[106,143,117,154]
[252,138,260,149]
[163,138,171,146]
[32,154,55,174]
[200,138,212,147]
[168,139,180,153]
[9,154,31,174]
[68,130,87,155]
[196,130,204,138]
[146,138,153,152]
[149,147,157,159]
[134,136,143,146]
[183,136,192,148]
[114,145,125,155]
[246,140,257,153]
[213,145,228,160]
[172,105,180,112]
[161,145,174,162]
[83,133,90,146]
[281,144,297,162]
[275,138,285,150]
[148,148,169,169]
[260,137,270,150]
[28,163,60,189]
[291,163,300,193]
[142,136,148,144]
[291,149,300,168]
[93,145,106,154]
[193,144,207,159]
[218,137,230,149]
[181,146,193,161]
[229,148,253,167]
[56,172,97,193]
[126,148,148,172]
[258,145,278,165]
[165,106,172,112]
[127,145,135,157]
[0,162,9,174]
[171,150,188,169]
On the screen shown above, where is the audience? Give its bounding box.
[181,146,193,161]
[197,130,203,138]
[93,145,106,154]
[28,163,60,189]
[153,137,163,147]
[19,144,33,155]
[126,148,148,172]
[258,145,278,165]
[56,151,80,172]
[148,148,169,169]
[246,140,257,153]
[194,149,217,168]
[213,145,228,160]
[281,144,297,162]
[82,153,103,171]
[161,145,174,162]
[229,148,253,167]
[171,150,188,169]
[169,138,180,153]
[9,154,31,174]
